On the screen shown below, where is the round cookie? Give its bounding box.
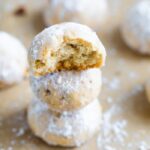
[0,0,25,13]
[0,0,48,14]
[145,80,150,103]
[0,32,28,88]
[30,69,102,112]
[120,0,150,54]
[43,0,108,30]
[28,97,101,147]
[28,22,106,76]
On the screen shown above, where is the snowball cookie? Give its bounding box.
[28,97,101,147]
[145,80,150,103]
[30,69,101,112]
[0,0,48,13]
[0,32,28,88]
[120,0,150,54]
[43,0,108,30]
[28,22,106,76]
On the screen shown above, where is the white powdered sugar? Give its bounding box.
[31,68,101,95]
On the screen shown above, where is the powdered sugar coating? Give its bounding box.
[28,97,101,147]
[43,0,108,30]
[28,22,106,75]
[0,32,28,87]
[121,0,150,54]
[30,68,102,112]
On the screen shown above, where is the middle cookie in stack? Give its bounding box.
[30,68,102,112]
[28,22,106,147]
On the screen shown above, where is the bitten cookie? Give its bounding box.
[43,0,108,30]
[0,32,28,88]
[30,68,101,112]
[28,22,106,76]
[120,0,150,54]
[28,97,101,147]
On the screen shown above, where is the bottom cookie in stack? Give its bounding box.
[28,97,102,147]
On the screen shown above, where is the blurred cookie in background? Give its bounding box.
[0,32,28,89]
[43,0,108,31]
[120,0,150,55]
[0,0,26,14]
[145,80,150,103]
[0,0,48,15]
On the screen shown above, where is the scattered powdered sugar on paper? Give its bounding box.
[107,97,113,104]
[97,78,150,150]
[15,128,25,137]
[121,84,143,101]
[102,76,121,91]
[98,72,146,150]
[102,77,120,90]
[0,110,36,150]
[97,103,128,150]
[128,71,138,79]
[108,78,120,90]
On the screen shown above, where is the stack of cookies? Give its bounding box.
[27,22,106,147]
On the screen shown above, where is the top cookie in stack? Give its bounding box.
[28,22,106,76]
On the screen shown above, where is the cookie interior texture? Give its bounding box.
[34,38,102,76]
